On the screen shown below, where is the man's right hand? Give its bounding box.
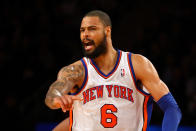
[53,95,82,112]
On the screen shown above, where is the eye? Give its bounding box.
[89,28,96,31]
[80,28,84,32]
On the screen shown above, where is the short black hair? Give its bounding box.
[84,10,112,28]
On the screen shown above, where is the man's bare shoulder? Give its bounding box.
[131,53,156,79]
[57,60,85,85]
[131,53,149,66]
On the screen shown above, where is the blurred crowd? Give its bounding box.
[0,0,195,130]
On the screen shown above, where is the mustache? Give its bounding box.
[82,38,94,43]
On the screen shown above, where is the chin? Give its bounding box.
[85,49,94,54]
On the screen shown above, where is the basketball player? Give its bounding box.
[45,10,182,131]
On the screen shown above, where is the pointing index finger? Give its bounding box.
[71,96,83,101]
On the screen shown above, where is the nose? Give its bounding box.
[82,29,89,39]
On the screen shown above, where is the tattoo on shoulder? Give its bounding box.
[58,63,84,83]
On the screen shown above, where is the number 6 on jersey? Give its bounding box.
[101,104,118,128]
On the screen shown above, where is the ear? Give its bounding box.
[105,26,111,36]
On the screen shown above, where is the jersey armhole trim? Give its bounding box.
[69,109,73,131]
[127,52,150,96]
[70,58,88,95]
[142,96,153,131]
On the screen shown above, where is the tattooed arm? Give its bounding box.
[45,60,85,111]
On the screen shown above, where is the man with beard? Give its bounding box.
[45,10,181,131]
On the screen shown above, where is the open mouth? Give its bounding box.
[83,41,94,51]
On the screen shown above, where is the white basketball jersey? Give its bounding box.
[69,50,153,131]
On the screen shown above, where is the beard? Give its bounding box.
[82,35,107,59]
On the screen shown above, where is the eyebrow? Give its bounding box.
[80,25,97,29]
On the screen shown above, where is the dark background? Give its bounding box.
[0,0,195,130]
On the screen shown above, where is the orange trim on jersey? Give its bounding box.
[90,50,122,79]
[142,96,150,131]
[69,109,73,131]
[127,53,149,97]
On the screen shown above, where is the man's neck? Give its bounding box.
[93,47,118,74]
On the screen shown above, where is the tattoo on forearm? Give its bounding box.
[51,81,65,88]
[46,81,66,99]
